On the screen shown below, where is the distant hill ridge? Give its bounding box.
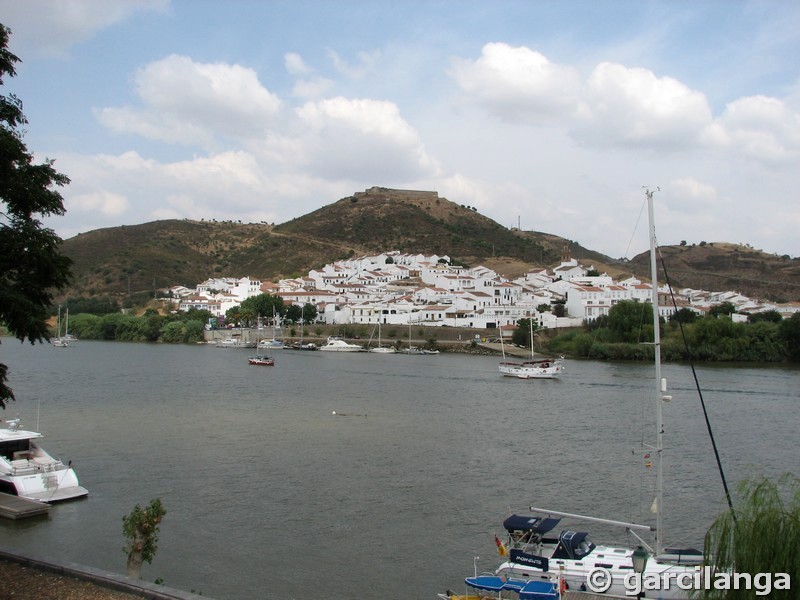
[58,187,800,302]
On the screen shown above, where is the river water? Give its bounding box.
[0,339,797,599]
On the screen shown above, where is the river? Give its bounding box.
[0,339,797,599]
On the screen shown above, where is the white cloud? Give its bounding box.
[704,95,800,165]
[451,42,582,123]
[291,77,335,99]
[294,97,443,181]
[69,190,129,216]
[1,0,169,58]
[95,55,282,147]
[668,178,720,206]
[575,62,713,150]
[284,52,311,76]
[326,48,381,79]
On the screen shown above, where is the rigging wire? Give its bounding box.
[657,248,736,520]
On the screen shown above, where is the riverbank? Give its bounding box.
[0,545,207,599]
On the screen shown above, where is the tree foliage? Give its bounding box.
[511,317,536,347]
[698,475,799,599]
[123,498,166,579]
[0,25,72,409]
[607,300,655,344]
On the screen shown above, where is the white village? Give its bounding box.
[169,248,800,331]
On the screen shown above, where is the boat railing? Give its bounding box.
[9,457,65,475]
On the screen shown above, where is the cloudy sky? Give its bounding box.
[2,0,799,259]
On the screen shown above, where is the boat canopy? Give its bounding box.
[503,514,561,535]
[551,530,595,560]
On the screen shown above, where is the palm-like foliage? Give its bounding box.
[698,474,799,599]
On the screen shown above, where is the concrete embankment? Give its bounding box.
[0,544,210,599]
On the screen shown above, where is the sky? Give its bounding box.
[2,0,800,261]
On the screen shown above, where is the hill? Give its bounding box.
[57,187,800,302]
[628,242,800,303]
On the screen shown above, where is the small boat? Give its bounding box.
[438,575,559,600]
[248,355,275,366]
[289,341,318,351]
[258,339,287,350]
[52,306,72,348]
[368,322,396,354]
[498,320,563,379]
[258,306,286,349]
[0,417,88,502]
[319,336,363,352]
[217,336,256,348]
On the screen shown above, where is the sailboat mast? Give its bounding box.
[646,187,664,556]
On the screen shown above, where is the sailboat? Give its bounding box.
[368,321,396,354]
[446,189,702,599]
[248,343,275,366]
[52,306,72,348]
[398,315,439,354]
[498,318,562,379]
[259,307,286,349]
[289,305,318,350]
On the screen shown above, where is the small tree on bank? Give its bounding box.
[123,498,166,579]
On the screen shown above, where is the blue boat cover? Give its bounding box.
[519,580,558,600]
[503,515,561,535]
[464,576,527,593]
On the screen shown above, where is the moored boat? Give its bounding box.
[248,355,275,366]
[443,189,702,599]
[498,319,563,379]
[319,336,364,352]
[0,417,88,502]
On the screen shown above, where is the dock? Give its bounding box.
[0,492,50,519]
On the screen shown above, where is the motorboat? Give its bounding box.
[248,355,275,366]
[0,417,88,502]
[289,341,318,351]
[216,337,255,348]
[258,339,287,350]
[319,336,363,352]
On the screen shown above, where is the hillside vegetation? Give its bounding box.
[58,187,800,303]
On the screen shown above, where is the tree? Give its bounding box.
[709,302,736,318]
[699,475,798,599]
[511,318,536,347]
[123,498,166,579]
[748,310,782,324]
[607,300,654,344]
[284,303,302,323]
[301,302,318,323]
[239,293,284,323]
[779,313,800,361]
[670,307,697,325]
[0,25,72,409]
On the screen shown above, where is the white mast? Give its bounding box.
[645,186,664,556]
